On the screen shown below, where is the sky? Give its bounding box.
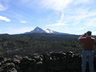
[0,0,96,35]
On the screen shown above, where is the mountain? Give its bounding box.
[45,29,59,34]
[25,27,69,35]
[26,27,46,33]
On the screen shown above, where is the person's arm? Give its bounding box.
[78,33,86,40]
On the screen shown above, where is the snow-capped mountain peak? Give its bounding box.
[34,27,43,31]
[25,27,69,35]
[30,27,46,33]
[28,27,60,34]
[45,29,54,33]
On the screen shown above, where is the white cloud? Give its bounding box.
[0,0,9,11]
[79,27,84,30]
[47,12,67,27]
[64,6,96,27]
[43,0,96,35]
[39,0,73,11]
[0,3,7,11]
[0,16,11,22]
[20,0,93,11]
[85,18,96,27]
[74,0,93,5]
[42,0,95,28]
[20,20,27,24]
[47,23,66,27]
[20,0,73,11]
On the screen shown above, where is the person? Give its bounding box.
[78,31,95,72]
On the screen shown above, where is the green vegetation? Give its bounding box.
[0,33,95,57]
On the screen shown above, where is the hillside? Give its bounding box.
[0,33,96,57]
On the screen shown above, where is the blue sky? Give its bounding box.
[0,0,96,35]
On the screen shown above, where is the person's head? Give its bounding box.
[86,31,92,36]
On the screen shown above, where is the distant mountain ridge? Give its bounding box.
[25,27,69,35]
